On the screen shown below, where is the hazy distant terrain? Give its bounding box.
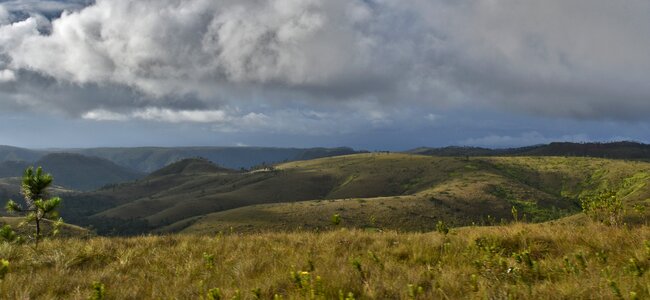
[0,146,361,190]
[65,146,361,172]
[0,153,142,191]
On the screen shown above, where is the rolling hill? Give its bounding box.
[0,153,144,191]
[0,177,73,206]
[0,145,44,162]
[62,153,649,235]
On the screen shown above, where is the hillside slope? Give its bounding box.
[0,177,72,207]
[0,216,92,238]
[0,145,43,162]
[65,154,650,235]
[175,155,650,234]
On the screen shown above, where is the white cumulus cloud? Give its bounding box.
[83,107,229,123]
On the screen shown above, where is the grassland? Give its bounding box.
[0,221,648,299]
[152,154,649,234]
[2,153,650,298]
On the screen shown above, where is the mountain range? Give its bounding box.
[0,146,361,190]
[408,141,650,159]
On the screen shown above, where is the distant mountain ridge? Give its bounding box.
[408,141,650,159]
[60,146,361,172]
[0,146,362,191]
[0,145,44,162]
[0,145,360,173]
[0,153,144,191]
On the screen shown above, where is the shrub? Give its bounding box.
[331,214,341,226]
[580,189,624,226]
[90,281,106,300]
[436,220,449,235]
[0,225,19,243]
[0,259,8,280]
[206,288,222,300]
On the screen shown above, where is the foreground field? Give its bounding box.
[1,222,648,299]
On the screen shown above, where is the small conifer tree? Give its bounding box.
[5,167,63,245]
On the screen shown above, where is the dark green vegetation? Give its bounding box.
[409,141,650,160]
[55,153,649,235]
[5,167,64,244]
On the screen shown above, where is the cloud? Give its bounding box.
[1,0,397,98]
[0,69,16,82]
[81,108,128,121]
[83,107,228,123]
[0,0,649,123]
[0,5,10,24]
[0,0,89,17]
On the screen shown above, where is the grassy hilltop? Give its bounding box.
[63,153,650,235]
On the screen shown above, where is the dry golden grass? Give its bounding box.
[1,222,649,299]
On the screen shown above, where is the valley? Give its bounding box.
[53,152,650,235]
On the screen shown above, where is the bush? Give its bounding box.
[580,189,624,226]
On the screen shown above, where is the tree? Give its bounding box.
[5,167,63,245]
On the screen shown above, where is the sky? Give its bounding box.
[0,0,648,150]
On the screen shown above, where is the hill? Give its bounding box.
[0,160,30,178]
[62,153,649,235]
[70,146,361,172]
[0,153,144,191]
[0,145,43,162]
[0,177,73,207]
[173,154,650,234]
[148,157,236,177]
[409,141,650,160]
[0,146,360,192]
